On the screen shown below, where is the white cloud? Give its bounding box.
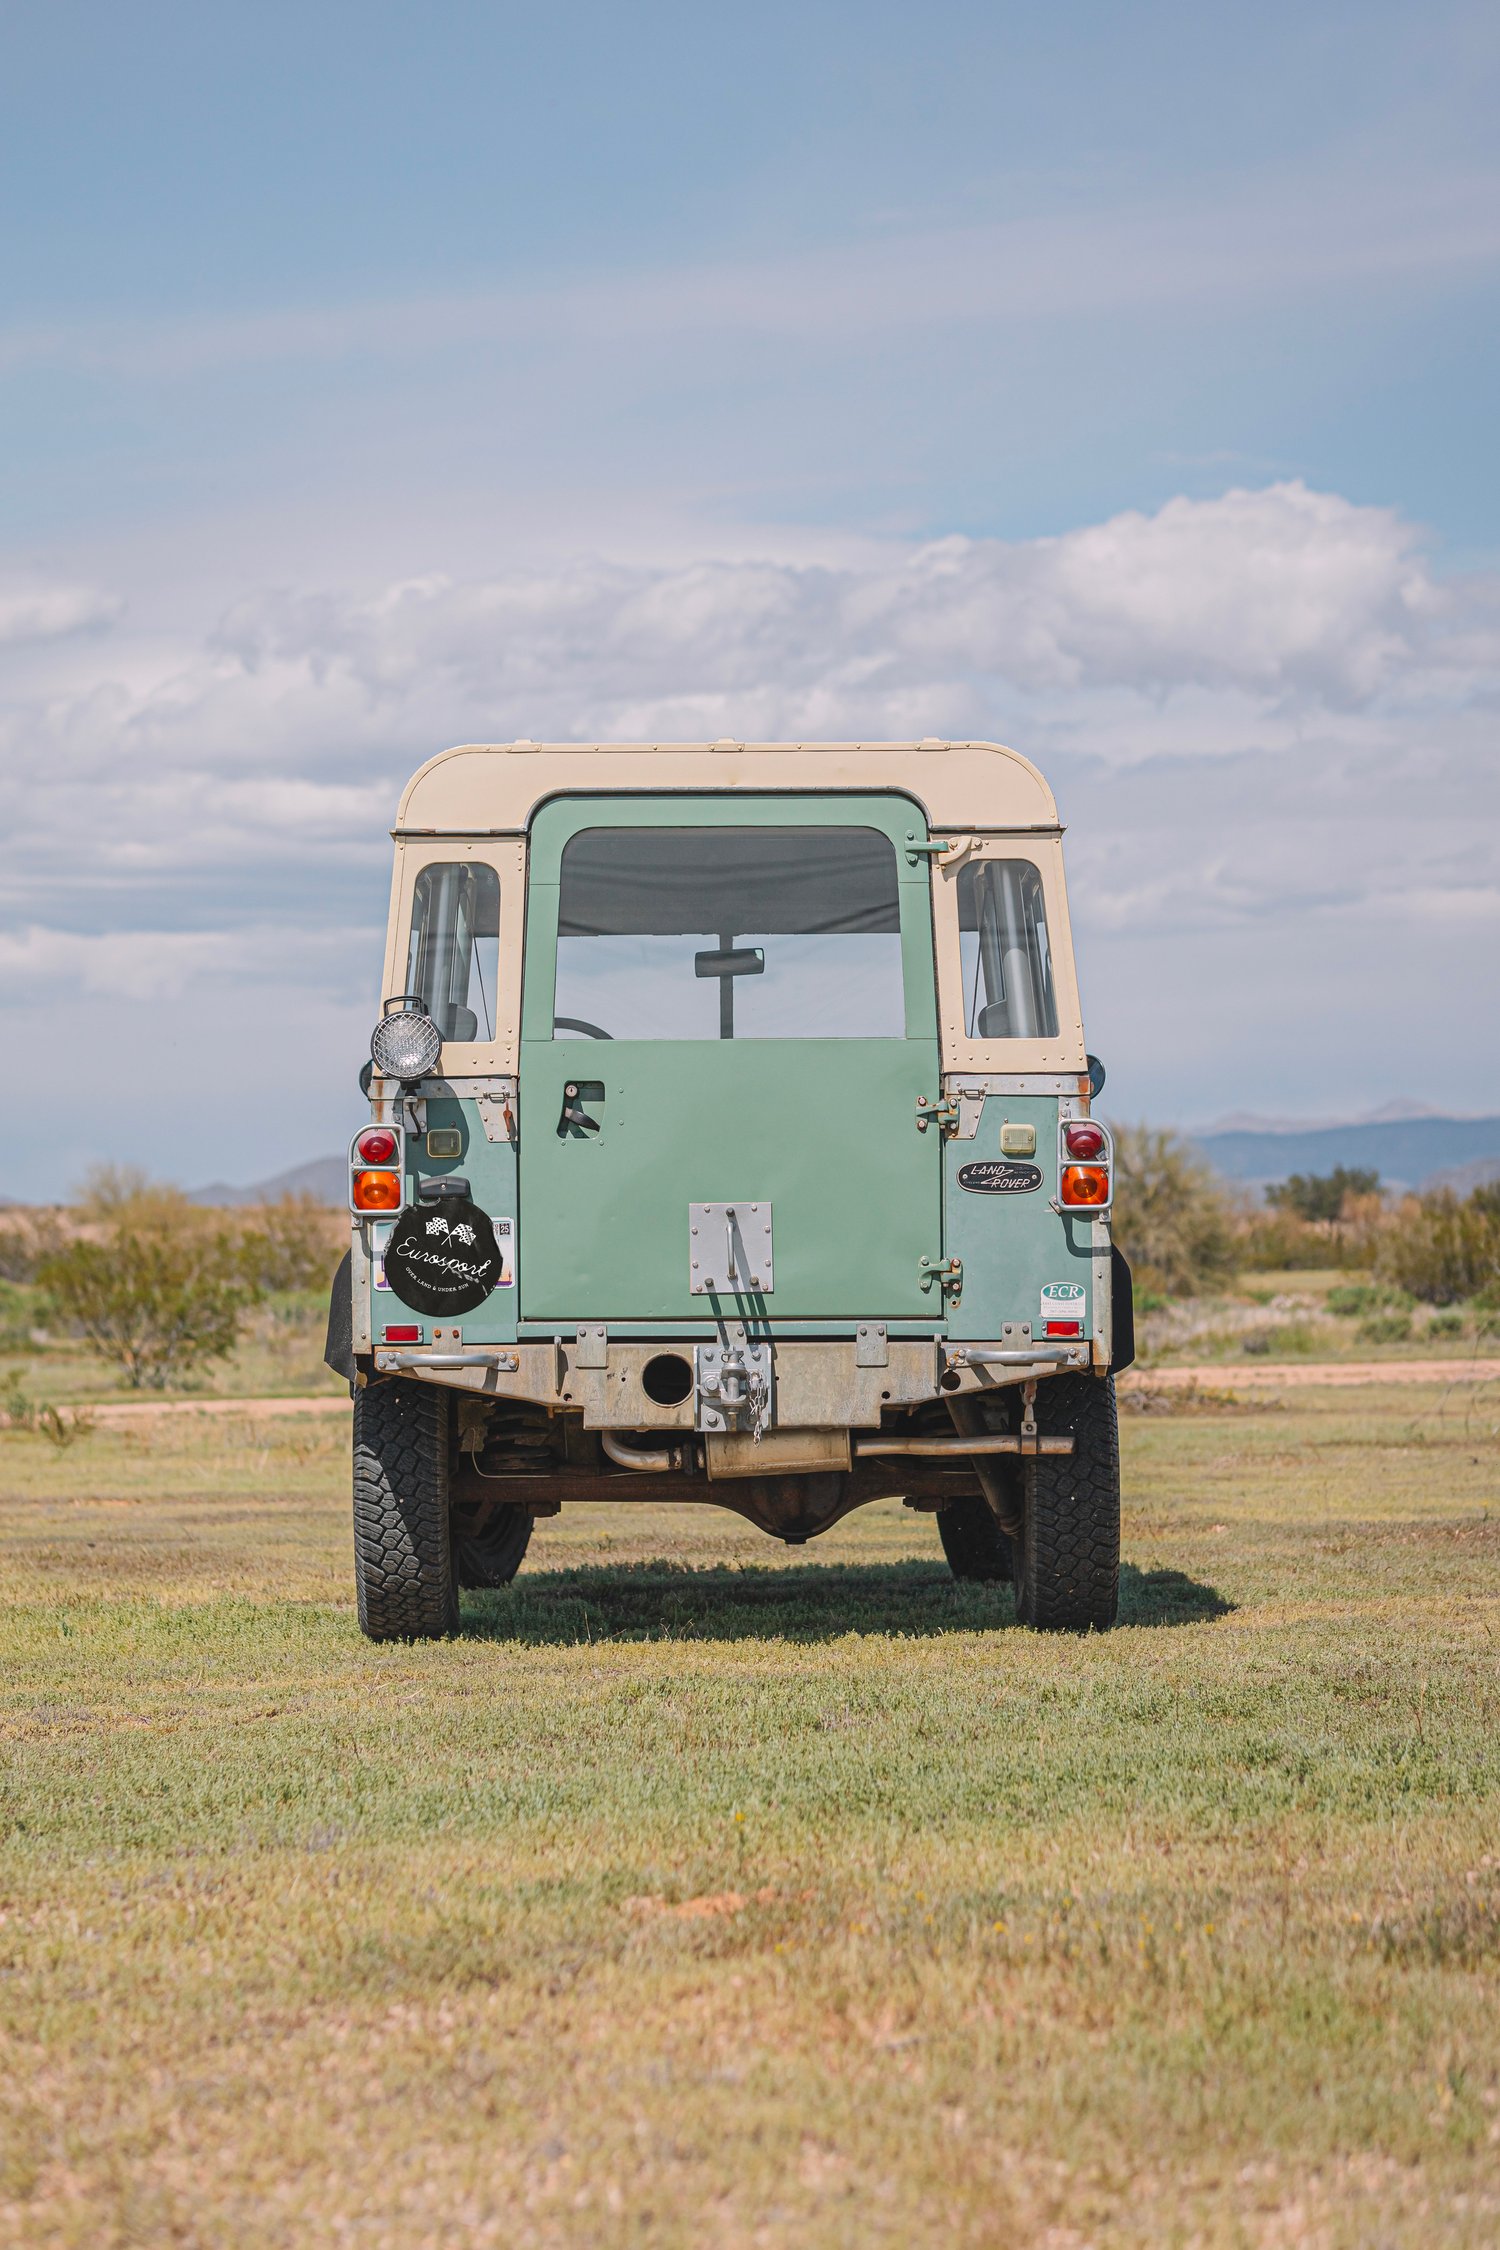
[1,478,1497,1188]
[0,579,121,648]
[0,924,377,1003]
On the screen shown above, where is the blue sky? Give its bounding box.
[1,1,1497,1195]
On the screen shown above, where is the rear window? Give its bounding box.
[553,826,904,1040]
[957,859,1058,1038]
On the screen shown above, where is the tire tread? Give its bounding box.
[1017,1373,1120,1631]
[353,1379,458,1640]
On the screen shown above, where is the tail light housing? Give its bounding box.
[349,1121,405,1214]
[1057,1116,1113,1209]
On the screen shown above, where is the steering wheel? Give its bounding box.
[553,1016,614,1040]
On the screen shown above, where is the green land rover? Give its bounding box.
[325,738,1132,1638]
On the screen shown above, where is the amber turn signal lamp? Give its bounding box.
[352,1169,402,1212]
[1060,1164,1110,1207]
[1062,1120,1106,1159]
[356,1127,398,1164]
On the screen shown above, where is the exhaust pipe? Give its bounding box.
[600,1431,691,1473]
[855,1432,1072,1458]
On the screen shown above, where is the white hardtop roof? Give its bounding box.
[396,739,1059,834]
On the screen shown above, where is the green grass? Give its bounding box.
[0,1385,1497,2246]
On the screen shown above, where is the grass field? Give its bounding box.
[0,1379,1497,2247]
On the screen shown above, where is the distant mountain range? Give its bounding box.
[185,1104,1500,1207]
[1186,1110,1500,1195]
[189,1155,349,1208]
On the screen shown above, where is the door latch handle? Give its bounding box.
[558,1082,600,1135]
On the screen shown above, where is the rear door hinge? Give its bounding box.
[918,1255,963,1301]
[915,1094,959,1134]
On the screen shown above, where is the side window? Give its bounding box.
[957,859,1058,1039]
[406,863,500,1042]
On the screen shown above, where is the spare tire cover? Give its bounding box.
[384,1194,505,1316]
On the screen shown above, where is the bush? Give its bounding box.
[1265,1167,1381,1223]
[235,1195,345,1296]
[1357,1310,1413,1345]
[39,1209,258,1390]
[1426,1309,1465,1338]
[1327,1282,1412,1318]
[1109,1126,1237,1298]
[1375,1189,1500,1306]
[1242,1321,1318,1357]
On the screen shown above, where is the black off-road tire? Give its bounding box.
[352,1377,459,1641]
[452,1501,534,1588]
[1016,1372,1120,1632]
[937,1494,1013,1582]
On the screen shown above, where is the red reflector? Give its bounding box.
[356,1127,398,1164]
[1044,1319,1082,1337]
[1060,1163,1111,1207]
[1063,1121,1106,1159]
[382,1325,421,1344]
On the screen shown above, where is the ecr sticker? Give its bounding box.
[1039,1282,1086,1322]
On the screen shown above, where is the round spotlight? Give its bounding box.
[370,1006,442,1081]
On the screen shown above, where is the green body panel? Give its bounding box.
[942,1094,1094,1340]
[517,793,942,1326]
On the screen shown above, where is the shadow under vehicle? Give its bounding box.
[326,739,1133,1638]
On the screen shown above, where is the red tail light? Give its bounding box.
[382,1324,422,1344]
[1044,1319,1082,1337]
[1060,1164,1110,1207]
[356,1127,398,1164]
[1063,1121,1106,1159]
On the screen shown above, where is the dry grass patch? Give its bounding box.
[0,1383,1496,2246]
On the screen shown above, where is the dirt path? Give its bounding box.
[69,1357,1500,1426]
[84,1393,352,1426]
[1121,1358,1500,1390]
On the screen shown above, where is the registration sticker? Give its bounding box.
[1039,1282,1086,1322]
[493,1217,515,1288]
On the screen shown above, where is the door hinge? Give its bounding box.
[915,1093,959,1134]
[918,1254,963,1301]
[904,832,954,865]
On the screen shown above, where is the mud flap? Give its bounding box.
[1109,1244,1135,1374]
[324,1249,356,1386]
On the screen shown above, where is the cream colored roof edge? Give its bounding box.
[395,739,1060,833]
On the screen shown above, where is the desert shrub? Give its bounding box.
[235,1195,345,1295]
[0,1372,93,1446]
[1242,1321,1317,1356]
[1327,1282,1411,1318]
[1235,1205,1339,1270]
[1375,1189,1500,1306]
[1357,1310,1413,1345]
[0,1210,68,1284]
[1109,1126,1236,1298]
[1426,1309,1465,1338]
[1265,1167,1381,1223]
[39,1207,258,1390]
